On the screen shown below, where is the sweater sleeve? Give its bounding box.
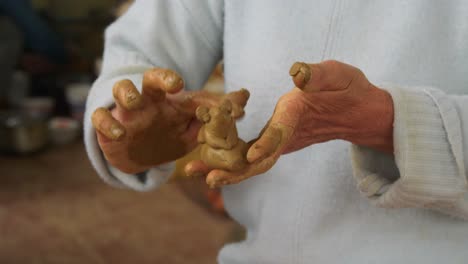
[84,0,224,190]
[350,86,468,219]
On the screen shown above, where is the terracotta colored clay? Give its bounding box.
[196,99,248,171]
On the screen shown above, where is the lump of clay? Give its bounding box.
[196,99,248,171]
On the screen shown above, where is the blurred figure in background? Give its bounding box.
[0,16,21,108]
[0,0,68,109]
[0,0,67,67]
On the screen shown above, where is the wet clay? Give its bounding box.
[196,99,248,171]
[289,62,311,89]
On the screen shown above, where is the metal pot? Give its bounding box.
[0,112,49,154]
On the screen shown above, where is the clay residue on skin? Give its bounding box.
[153,68,185,93]
[126,69,190,166]
[125,91,141,109]
[289,62,311,88]
[128,109,190,167]
[92,107,126,140]
[246,125,282,162]
[112,79,143,110]
[142,69,168,101]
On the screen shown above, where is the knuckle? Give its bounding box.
[277,93,299,110]
[322,59,341,70]
[353,67,364,77]
[321,60,346,78]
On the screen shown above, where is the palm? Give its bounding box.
[108,94,198,168]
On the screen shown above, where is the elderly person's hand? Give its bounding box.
[91,68,249,174]
[198,60,394,188]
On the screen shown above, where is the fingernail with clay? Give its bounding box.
[126,92,142,109]
[247,144,266,163]
[110,124,124,139]
[165,75,175,87]
[127,92,136,102]
[165,75,183,92]
[289,62,311,89]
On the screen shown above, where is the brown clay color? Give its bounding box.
[127,107,191,167]
[196,100,248,172]
[289,62,311,88]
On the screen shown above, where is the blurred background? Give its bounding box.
[0,0,239,263]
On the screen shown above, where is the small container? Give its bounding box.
[21,97,55,119]
[48,117,80,145]
[0,112,49,154]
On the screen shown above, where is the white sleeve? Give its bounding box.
[351,86,468,219]
[83,0,224,190]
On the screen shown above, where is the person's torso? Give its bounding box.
[220,0,468,263]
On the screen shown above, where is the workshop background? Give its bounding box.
[0,1,238,263]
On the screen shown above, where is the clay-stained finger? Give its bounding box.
[246,92,299,163]
[185,160,210,178]
[142,68,184,101]
[290,60,361,93]
[246,125,282,163]
[206,156,277,188]
[289,62,312,89]
[206,170,243,188]
[112,79,143,110]
[91,107,125,140]
[177,88,250,117]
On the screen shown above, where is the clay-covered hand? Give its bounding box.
[91,68,249,174]
[197,60,394,188]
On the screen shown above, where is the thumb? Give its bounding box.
[289,60,361,93]
[246,123,293,163]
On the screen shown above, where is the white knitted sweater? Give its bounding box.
[84,1,468,263]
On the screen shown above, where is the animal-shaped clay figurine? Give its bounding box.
[196,99,248,172]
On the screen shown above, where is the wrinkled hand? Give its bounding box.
[192,60,394,188]
[91,68,249,174]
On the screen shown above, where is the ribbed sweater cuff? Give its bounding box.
[351,86,468,219]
